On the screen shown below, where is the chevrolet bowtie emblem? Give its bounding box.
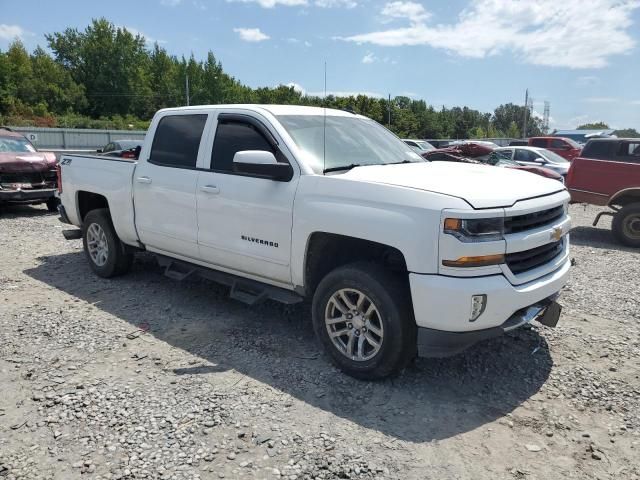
[551,227,563,242]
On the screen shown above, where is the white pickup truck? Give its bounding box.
[57,105,571,379]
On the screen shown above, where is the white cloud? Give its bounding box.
[228,0,356,7]
[342,0,640,69]
[228,0,307,8]
[160,0,181,5]
[316,0,357,8]
[362,52,376,63]
[381,1,430,23]
[193,0,207,9]
[284,82,306,94]
[584,97,619,103]
[233,27,270,42]
[0,24,28,41]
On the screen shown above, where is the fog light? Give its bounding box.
[470,294,487,322]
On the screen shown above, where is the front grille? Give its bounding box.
[506,240,563,274]
[505,205,564,234]
[0,170,57,189]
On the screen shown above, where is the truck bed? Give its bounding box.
[58,154,140,245]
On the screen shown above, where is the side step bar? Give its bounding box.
[62,229,82,240]
[156,255,303,306]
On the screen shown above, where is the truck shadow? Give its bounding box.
[0,204,54,218]
[570,226,637,253]
[25,251,553,443]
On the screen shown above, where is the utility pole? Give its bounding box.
[387,94,391,128]
[186,75,190,106]
[522,88,528,138]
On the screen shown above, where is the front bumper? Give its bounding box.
[409,257,570,356]
[417,297,561,357]
[0,188,56,203]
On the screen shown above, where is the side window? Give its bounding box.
[551,139,567,149]
[104,143,115,152]
[149,114,207,168]
[583,141,612,160]
[530,138,547,148]
[211,121,274,172]
[621,142,640,163]
[514,149,530,161]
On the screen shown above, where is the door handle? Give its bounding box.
[136,176,152,184]
[200,185,220,194]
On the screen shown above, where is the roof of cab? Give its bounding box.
[157,104,362,118]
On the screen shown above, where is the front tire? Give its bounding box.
[312,262,416,380]
[82,209,133,278]
[612,203,640,248]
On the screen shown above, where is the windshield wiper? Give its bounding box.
[385,159,416,165]
[323,163,361,174]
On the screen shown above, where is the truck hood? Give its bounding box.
[340,161,565,209]
[0,152,57,174]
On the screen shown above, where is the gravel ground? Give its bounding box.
[0,203,638,480]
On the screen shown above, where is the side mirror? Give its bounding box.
[96,148,103,153]
[233,150,293,181]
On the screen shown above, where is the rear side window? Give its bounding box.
[583,141,613,159]
[211,121,274,172]
[150,114,207,168]
[550,139,567,149]
[530,138,547,148]
[514,149,533,161]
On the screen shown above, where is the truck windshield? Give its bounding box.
[276,115,423,174]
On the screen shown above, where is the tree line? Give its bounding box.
[1,18,636,138]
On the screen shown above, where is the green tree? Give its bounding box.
[493,103,542,137]
[507,121,520,139]
[613,128,640,138]
[576,122,610,129]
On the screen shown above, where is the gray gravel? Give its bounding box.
[0,203,638,480]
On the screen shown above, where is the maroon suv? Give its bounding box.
[0,127,59,212]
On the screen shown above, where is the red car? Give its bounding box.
[528,136,582,161]
[566,138,640,247]
[425,143,563,182]
[0,127,59,212]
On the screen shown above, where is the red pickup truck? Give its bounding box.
[566,138,640,247]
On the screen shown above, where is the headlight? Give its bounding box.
[444,217,504,242]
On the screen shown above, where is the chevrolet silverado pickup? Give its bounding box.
[57,105,572,379]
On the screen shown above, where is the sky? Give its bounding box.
[1,0,640,130]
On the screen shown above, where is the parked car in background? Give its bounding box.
[402,139,435,153]
[528,137,582,161]
[566,138,640,247]
[490,147,570,178]
[483,151,564,182]
[424,139,451,149]
[97,140,143,159]
[508,140,528,146]
[552,129,616,145]
[0,127,59,212]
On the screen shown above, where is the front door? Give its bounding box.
[196,113,298,285]
[134,113,209,259]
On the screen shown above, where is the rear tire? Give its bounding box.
[312,262,416,380]
[612,203,640,248]
[82,209,133,278]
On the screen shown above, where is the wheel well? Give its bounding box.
[77,191,109,221]
[609,189,640,208]
[304,232,408,296]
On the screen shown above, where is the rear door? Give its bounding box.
[133,113,209,259]
[196,111,299,286]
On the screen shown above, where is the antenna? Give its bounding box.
[323,61,327,174]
